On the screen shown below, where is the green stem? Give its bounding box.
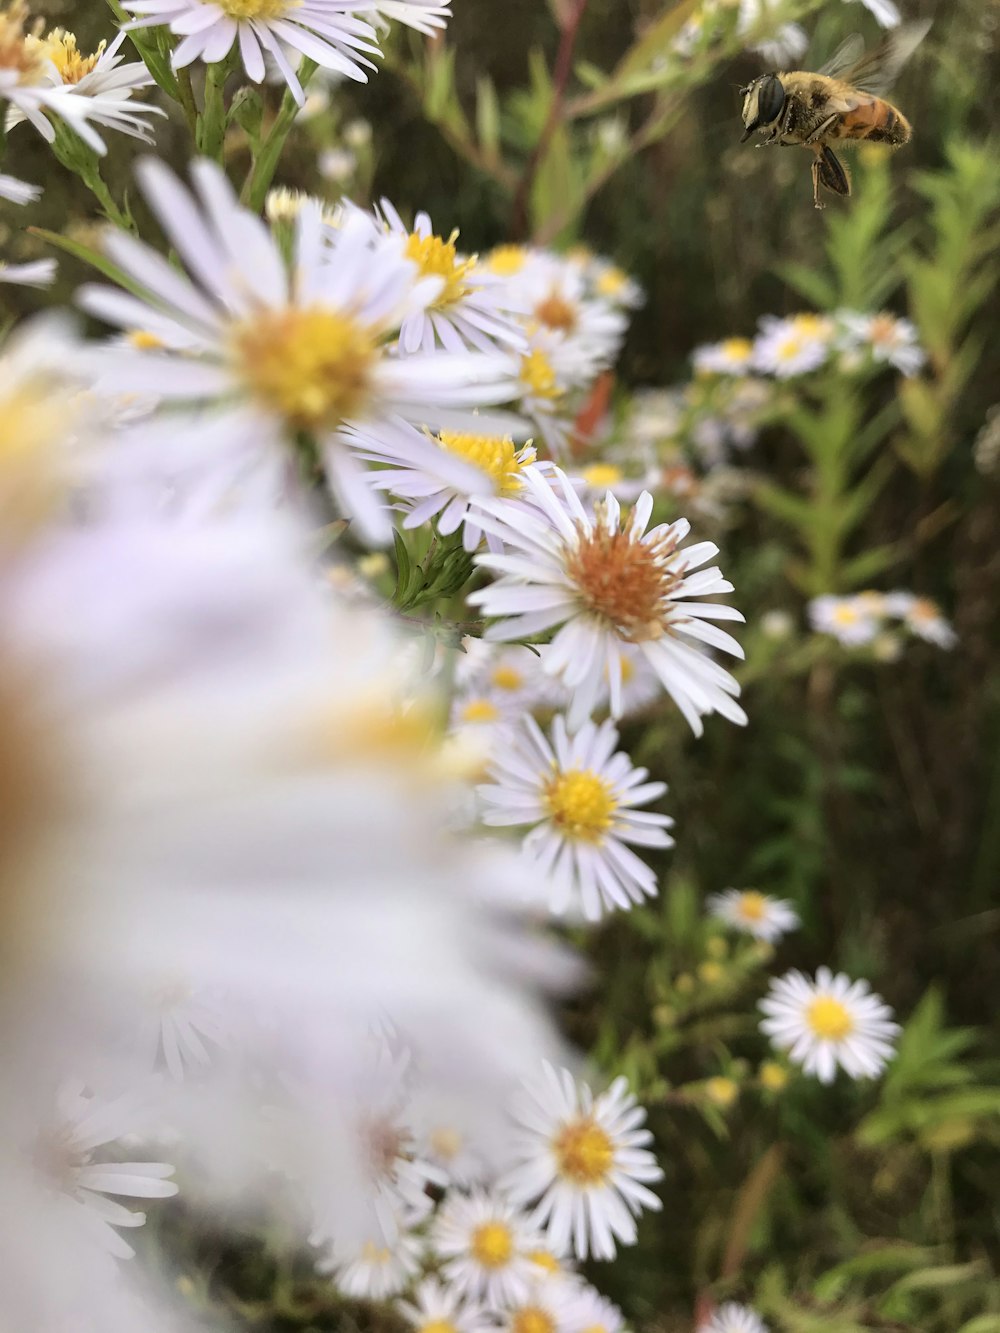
[174,65,199,138]
[49,133,135,231]
[240,59,317,211]
[197,59,228,162]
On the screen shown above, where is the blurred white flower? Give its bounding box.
[699,1303,769,1333]
[808,594,879,646]
[760,609,794,640]
[753,314,833,378]
[760,967,900,1083]
[319,146,358,181]
[478,715,673,922]
[493,1275,588,1333]
[694,337,755,377]
[322,1231,423,1298]
[79,159,518,541]
[503,1062,663,1261]
[843,0,901,29]
[883,592,956,648]
[706,889,800,942]
[122,0,382,104]
[397,1277,495,1333]
[838,311,925,377]
[564,1284,626,1333]
[432,1187,545,1308]
[375,0,452,35]
[470,467,747,734]
[0,170,40,203]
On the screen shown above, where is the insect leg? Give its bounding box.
[817,145,851,196]
[811,157,824,210]
[803,114,841,146]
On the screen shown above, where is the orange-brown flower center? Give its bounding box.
[565,522,678,641]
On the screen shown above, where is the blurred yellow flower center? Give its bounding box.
[722,337,753,362]
[491,665,525,691]
[705,1076,739,1108]
[520,349,560,400]
[582,463,622,488]
[868,315,899,345]
[566,517,679,641]
[513,1310,555,1333]
[792,314,830,337]
[553,1116,614,1184]
[422,1321,458,1333]
[831,603,861,625]
[544,769,616,843]
[736,891,767,922]
[470,1221,513,1268]
[232,307,375,432]
[595,266,627,297]
[218,0,290,18]
[437,431,530,496]
[487,245,526,276]
[128,329,166,350]
[461,698,500,724]
[360,1241,392,1264]
[0,2,47,80]
[528,1249,560,1274]
[775,336,805,362]
[759,1061,789,1091]
[405,230,474,307]
[429,1126,463,1159]
[535,292,577,333]
[0,380,66,534]
[909,598,939,622]
[806,995,855,1041]
[38,29,102,83]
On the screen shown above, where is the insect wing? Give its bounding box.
[832,19,932,96]
[818,33,865,79]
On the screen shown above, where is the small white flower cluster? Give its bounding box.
[809,590,957,651]
[694,310,925,380]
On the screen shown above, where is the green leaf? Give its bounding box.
[28,227,147,296]
[614,0,701,80]
[475,75,501,159]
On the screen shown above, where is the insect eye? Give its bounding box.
[756,74,786,125]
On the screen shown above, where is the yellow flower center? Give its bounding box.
[460,697,500,724]
[735,891,768,923]
[0,379,67,537]
[360,1240,392,1264]
[486,245,526,276]
[806,995,855,1041]
[231,306,375,433]
[218,0,291,18]
[909,598,938,623]
[868,315,898,346]
[544,769,616,843]
[513,1310,555,1333]
[565,512,681,641]
[792,313,830,338]
[528,1249,561,1274]
[722,337,753,363]
[534,291,577,333]
[759,1061,789,1092]
[405,230,475,307]
[581,463,623,488]
[128,329,166,351]
[491,664,525,691]
[552,1116,614,1185]
[436,431,531,496]
[37,29,102,83]
[705,1076,739,1108]
[429,1126,463,1159]
[520,349,560,401]
[595,267,627,298]
[470,1221,513,1268]
[422,1322,458,1333]
[831,603,861,625]
[775,336,805,362]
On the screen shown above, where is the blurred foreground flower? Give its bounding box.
[699,1303,769,1333]
[760,968,900,1083]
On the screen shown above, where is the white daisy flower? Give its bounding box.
[454,641,556,718]
[468,465,747,734]
[78,158,517,541]
[808,594,879,646]
[478,714,673,922]
[514,327,581,456]
[563,1283,626,1333]
[584,258,643,312]
[0,256,56,286]
[843,0,901,29]
[374,0,452,35]
[0,171,40,204]
[693,337,755,377]
[838,311,925,377]
[432,1188,545,1309]
[494,1276,585,1333]
[759,967,900,1083]
[343,416,536,552]
[900,596,956,649]
[322,1231,423,1299]
[571,463,650,506]
[699,1302,769,1333]
[136,981,231,1080]
[706,889,800,943]
[397,1277,494,1333]
[503,1062,663,1261]
[753,314,833,378]
[30,1082,178,1262]
[122,0,383,104]
[0,3,98,150]
[376,200,527,355]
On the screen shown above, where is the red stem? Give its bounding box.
[509,0,589,240]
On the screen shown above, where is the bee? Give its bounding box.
[738,20,931,209]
